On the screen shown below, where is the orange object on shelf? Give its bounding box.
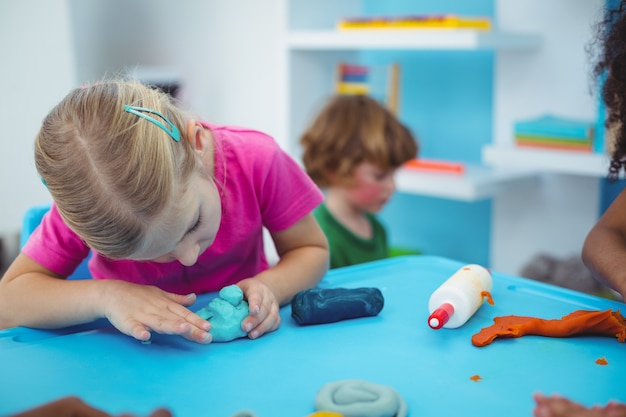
[404,158,465,174]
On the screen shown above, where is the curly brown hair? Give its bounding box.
[299,94,418,187]
[591,0,626,180]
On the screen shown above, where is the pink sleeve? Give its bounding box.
[22,204,91,277]
[256,138,324,232]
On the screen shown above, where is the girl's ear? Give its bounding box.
[185,119,210,155]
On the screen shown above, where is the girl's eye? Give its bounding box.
[187,214,202,235]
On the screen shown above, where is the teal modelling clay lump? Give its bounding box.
[196,285,249,342]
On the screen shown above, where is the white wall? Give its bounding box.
[0,0,76,257]
[0,0,283,262]
[69,0,283,139]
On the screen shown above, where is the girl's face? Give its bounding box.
[343,162,396,213]
[130,171,222,266]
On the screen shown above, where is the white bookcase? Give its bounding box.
[483,146,610,177]
[281,1,543,202]
[280,0,607,276]
[488,0,606,275]
[286,29,541,51]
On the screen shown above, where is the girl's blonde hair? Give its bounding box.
[300,94,418,187]
[36,80,198,258]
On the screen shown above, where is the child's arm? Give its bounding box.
[0,254,212,343]
[582,189,626,299]
[237,213,329,339]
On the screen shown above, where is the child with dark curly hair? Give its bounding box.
[537,2,626,416]
[583,0,626,303]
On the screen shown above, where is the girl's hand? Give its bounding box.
[99,280,212,344]
[236,278,281,339]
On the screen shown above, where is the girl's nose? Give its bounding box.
[173,243,200,267]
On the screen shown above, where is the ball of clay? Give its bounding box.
[196,285,249,342]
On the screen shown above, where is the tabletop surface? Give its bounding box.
[1,255,624,417]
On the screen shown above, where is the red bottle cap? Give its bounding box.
[428,303,455,329]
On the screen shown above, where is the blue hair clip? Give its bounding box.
[123,105,181,142]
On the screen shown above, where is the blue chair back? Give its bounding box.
[21,204,92,280]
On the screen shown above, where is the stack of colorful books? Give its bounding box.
[336,63,369,95]
[513,115,595,153]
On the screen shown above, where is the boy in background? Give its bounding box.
[300,94,418,269]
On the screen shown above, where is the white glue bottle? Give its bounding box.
[428,264,493,329]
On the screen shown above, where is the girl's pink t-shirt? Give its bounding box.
[23,124,323,294]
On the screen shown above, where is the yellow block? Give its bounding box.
[306,412,344,417]
[338,15,491,31]
[336,83,369,95]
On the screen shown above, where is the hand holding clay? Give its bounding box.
[196,285,249,342]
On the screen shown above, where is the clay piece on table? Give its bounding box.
[291,287,384,325]
[230,411,258,417]
[314,379,408,417]
[196,285,249,342]
[472,308,626,347]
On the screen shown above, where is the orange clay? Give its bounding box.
[481,291,494,306]
[471,309,626,347]
[469,374,482,382]
[596,357,609,366]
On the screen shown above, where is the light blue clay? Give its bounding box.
[196,285,249,342]
[315,379,408,417]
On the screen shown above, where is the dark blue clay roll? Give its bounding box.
[291,287,384,325]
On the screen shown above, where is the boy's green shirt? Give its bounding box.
[313,202,388,269]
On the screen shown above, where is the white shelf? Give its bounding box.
[286,30,542,51]
[482,145,610,177]
[395,165,538,202]
[283,23,542,202]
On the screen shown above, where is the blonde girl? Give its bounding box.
[0,80,329,343]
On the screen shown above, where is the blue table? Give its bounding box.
[1,256,624,417]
